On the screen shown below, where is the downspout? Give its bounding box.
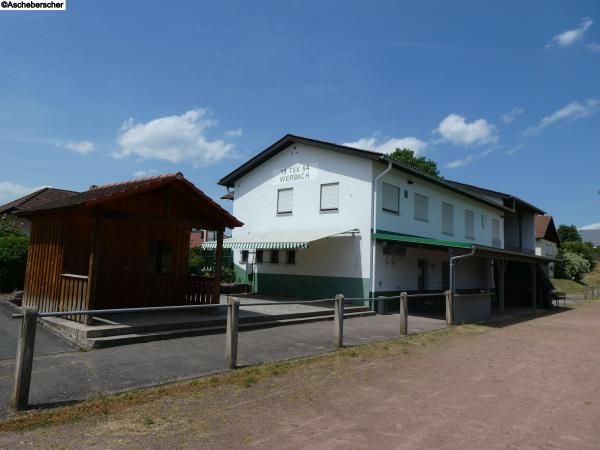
[449,246,477,295]
[370,159,393,306]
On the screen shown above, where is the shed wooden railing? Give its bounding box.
[185,275,216,304]
[59,274,89,322]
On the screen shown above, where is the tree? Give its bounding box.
[557,224,581,243]
[554,249,591,282]
[0,215,24,238]
[387,148,440,177]
[561,241,596,270]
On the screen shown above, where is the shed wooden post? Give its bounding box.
[85,217,100,325]
[531,263,537,309]
[12,306,38,411]
[225,297,239,369]
[445,290,453,325]
[497,259,507,316]
[212,229,224,304]
[399,292,408,335]
[334,294,344,347]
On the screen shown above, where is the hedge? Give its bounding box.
[0,236,29,292]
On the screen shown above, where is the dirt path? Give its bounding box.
[2,303,600,449]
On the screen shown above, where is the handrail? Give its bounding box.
[453,291,492,297]
[60,273,89,280]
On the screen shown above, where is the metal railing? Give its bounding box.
[10,291,454,411]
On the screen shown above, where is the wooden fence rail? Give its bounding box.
[185,275,215,304]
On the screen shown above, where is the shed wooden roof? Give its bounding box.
[17,172,243,228]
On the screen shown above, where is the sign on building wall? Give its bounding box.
[273,163,317,185]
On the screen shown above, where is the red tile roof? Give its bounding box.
[535,215,559,243]
[0,187,78,214]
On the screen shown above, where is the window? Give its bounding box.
[492,218,500,247]
[240,250,249,264]
[545,244,553,257]
[146,240,173,274]
[256,250,264,264]
[286,250,296,265]
[277,188,293,214]
[465,210,475,239]
[320,182,339,211]
[382,183,400,214]
[270,250,279,264]
[414,193,429,222]
[442,202,454,235]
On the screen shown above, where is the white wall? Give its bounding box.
[373,163,504,248]
[535,238,557,258]
[232,142,373,279]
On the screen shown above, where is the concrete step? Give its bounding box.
[86,310,376,349]
[84,305,372,338]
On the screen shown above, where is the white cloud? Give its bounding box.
[444,147,494,170]
[113,109,234,166]
[587,42,600,52]
[523,98,600,136]
[580,222,600,231]
[547,17,593,48]
[133,169,158,178]
[343,136,428,155]
[501,107,524,124]
[506,144,525,155]
[225,128,243,137]
[434,114,498,146]
[0,181,43,203]
[65,141,94,154]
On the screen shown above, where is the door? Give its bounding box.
[441,261,450,291]
[417,259,428,292]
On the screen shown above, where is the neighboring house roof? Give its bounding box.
[218,134,511,212]
[0,187,78,215]
[535,215,560,244]
[445,180,545,215]
[17,172,243,228]
[190,231,204,248]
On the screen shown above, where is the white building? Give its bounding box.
[535,215,560,278]
[207,135,555,322]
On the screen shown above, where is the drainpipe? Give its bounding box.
[370,159,393,307]
[449,246,477,294]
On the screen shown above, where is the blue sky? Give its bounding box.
[0,0,598,228]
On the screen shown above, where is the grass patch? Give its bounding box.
[551,278,587,294]
[0,325,487,434]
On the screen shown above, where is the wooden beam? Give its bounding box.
[496,259,507,316]
[96,210,221,229]
[212,230,224,304]
[531,263,537,309]
[85,217,100,324]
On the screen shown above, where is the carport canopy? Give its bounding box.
[202,227,360,250]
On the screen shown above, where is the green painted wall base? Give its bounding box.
[254,272,370,300]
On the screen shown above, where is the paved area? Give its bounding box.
[0,302,74,361]
[1,303,598,448]
[0,314,445,415]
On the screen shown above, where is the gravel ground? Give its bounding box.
[1,302,599,449]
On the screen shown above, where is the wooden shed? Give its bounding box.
[17,173,242,322]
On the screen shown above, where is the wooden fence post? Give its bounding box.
[399,292,408,335]
[334,294,344,347]
[12,306,38,411]
[445,290,454,325]
[225,297,239,370]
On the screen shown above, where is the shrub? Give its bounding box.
[0,236,29,292]
[188,247,205,275]
[555,249,591,282]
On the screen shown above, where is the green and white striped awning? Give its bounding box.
[202,227,359,250]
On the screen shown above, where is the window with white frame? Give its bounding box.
[465,209,475,239]
[320,182,339,211]
[382,183,400,214]
[442,202,454,235]
[240,250,249,264]
[492,218,500,247]
[270,250,279,264]
[414,193,429,222]
[277,188,293,214]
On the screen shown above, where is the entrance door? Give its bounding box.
[441,261,450,291]
[417,259,428,292]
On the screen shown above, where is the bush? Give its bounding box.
[188,247,205,275]
[561,241,596,270]
[0,236,29,292]
[555,249,591,282]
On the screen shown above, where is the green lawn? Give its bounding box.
[551,264,600,294]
